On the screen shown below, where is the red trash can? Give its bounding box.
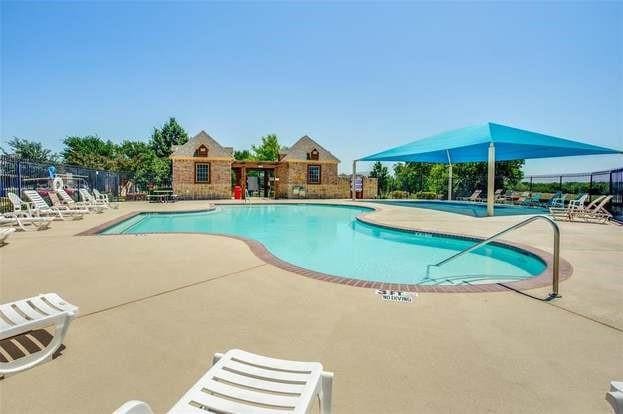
[233,185,242,199]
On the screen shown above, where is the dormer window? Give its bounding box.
[307,148,319,160]
[194,144,209,157]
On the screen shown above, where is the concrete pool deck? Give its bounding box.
[0,200,621,413]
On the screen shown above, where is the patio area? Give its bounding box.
[0,200,621,413]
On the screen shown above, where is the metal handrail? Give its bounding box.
[428,215,561,298]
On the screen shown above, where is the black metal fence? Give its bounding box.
[0,155,120,198]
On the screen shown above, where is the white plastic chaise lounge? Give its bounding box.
[48,192,90,216]
[57,188,104,213]
[24,190,83,220]
[573,195,613,223]
[0,293,78,377]
[92,188,110,204]
[4,193,54,230]
[0,227,16,245]
[458,189,482,202]
[549,193,588,221]
[607,381,623,414]
[114,349,334,414]
[79,188,109,210]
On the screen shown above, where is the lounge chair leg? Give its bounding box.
[319,371,333,414]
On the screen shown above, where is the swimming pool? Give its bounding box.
[101,204,547,286]
[374,200,547,217]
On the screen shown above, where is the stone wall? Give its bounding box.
[363,177,378,198]
[274,161,378,199]
[172,159,232,199]
[171,158,378,200]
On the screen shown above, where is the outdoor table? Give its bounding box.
[147,190,178,203]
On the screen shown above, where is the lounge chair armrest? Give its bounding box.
[113,401,154,414]
[0,312,72,375]
[606,390,623,414]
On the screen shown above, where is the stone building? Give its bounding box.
[170,131,377,199]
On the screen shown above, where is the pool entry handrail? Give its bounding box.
[429,215,561,298]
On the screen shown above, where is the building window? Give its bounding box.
[195,163,210,183]
[307,165,321,184]
[194,145,209,157]
[307,148,319,160]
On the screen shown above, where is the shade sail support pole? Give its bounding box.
[352,160,357,201]
[446,150,452,200]
[487,143,495,216]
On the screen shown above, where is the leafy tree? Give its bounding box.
[251,134,280,161]
[393,162,433,193]
[234,149,253,160]
[1,137,58,163]
[389,160,524,198]
[117,141,169,188]
[451,160,524,197]
[150,117,189,158]
[369,162,391,196]
[62,136,118,169]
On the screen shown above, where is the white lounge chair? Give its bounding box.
[7,192,33,217]
[458,189,482,202]
[0,227,16,245]
[0,293,78,377]
[573,195,613,223]
[114,349,334,414]
[23,190,82,220]
[48,192,90,216]
[4,193,54,230]
[57,188,104,213]
[79,188,109,209]
[607,381,623,414]
[549,193,589,221]
[92,188,109,203]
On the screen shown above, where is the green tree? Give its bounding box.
[117,141,169,188]
[452,160,524,197]
[393,162,433,193]
[150,117,189,158]
[369,161,391,196]
[234,149,253,160]
[62,135,118,169]
[1,137,58,163]
[251,134,280,161]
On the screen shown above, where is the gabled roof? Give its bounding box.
[170,130,233,158]
[280,135,340,162]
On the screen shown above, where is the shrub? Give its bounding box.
[413,191,437,200]
[389,190,409,199]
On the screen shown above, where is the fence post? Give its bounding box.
[17,160,22,196]
[609,171,613,196]
[589,174,593,203]
[529,177,533,194]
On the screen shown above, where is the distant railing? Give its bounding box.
[519,168,622,220]
[0,155,121,198]
[377,166,623,220]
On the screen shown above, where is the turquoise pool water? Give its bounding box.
[101,204,546,285]
[374,200,548,217]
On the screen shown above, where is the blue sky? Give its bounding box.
[1,1,622,174]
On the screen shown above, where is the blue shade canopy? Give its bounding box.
[359,123,622,163]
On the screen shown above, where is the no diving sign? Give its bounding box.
[375,289,416,303]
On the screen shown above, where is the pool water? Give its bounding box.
[374,200,547,217]
[101,204,546,285]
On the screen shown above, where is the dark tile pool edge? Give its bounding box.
[76,203,573,293]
